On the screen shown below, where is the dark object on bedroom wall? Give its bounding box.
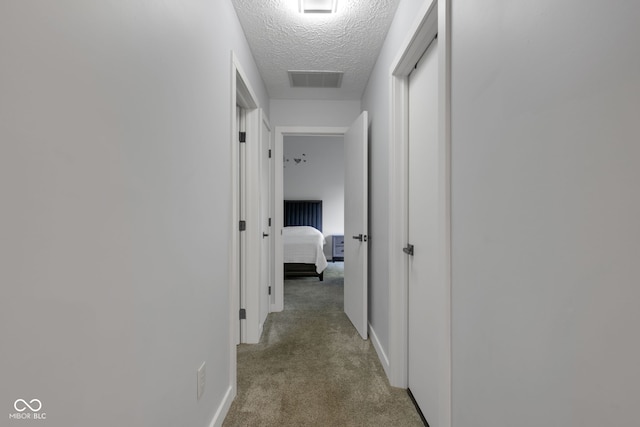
[283,153,307,168]
[284,200,322,232]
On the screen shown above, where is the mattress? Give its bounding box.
[283,226,328,274]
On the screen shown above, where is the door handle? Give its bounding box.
[263,233,269,238]
[353,234,363,241]
[403,244,414,256]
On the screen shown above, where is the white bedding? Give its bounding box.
[283,226,328,274]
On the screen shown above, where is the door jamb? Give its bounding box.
[273,126,348,312]
[388,0,451,425]
[230,51,260,400]
[259,109,273,326]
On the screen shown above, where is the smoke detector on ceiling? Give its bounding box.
[288,71,344,88]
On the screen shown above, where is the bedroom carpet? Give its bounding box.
[223,262,424,427]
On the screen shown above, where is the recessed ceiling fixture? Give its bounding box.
[288,70,343,88]
[298,0,337,14]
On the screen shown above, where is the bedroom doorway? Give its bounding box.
[282,135,344,272]
[274,112,369,339]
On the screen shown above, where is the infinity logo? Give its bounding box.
[14,399,42,412]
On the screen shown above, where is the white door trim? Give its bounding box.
[260,110,274,315]
[259,109,272,335]
[230,51,260,399]
[387,0,451,425]
[273,126,348,312]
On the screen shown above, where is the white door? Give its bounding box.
[408,38,443,424]
[344,111,368,339]
[259,114,271,329]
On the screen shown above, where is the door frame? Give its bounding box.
[387,0,451,424]
[230,51,260,403]
[259,110,273,333]
[273,126,347,312]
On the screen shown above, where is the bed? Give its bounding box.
[283,200,328,281]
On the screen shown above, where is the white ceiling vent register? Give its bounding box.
[299,0,337,13]
[288,71,344,88]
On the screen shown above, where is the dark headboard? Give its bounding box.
[284,200,323,232]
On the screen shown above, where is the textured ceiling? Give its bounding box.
[231,0,401,100]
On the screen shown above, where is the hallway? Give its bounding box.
[3,2,640,426]
[224,263,423,426]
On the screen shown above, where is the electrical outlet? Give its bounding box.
[197,362,206,400]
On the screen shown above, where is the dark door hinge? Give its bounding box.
[268,149,272,158]
[239,132,246,143]
[268,217,272,227]
[268,286,271,295]
[239,308,246,320]
[239,220,246,231]
[403,244,414,256]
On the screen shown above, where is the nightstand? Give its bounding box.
[332,235,344,261]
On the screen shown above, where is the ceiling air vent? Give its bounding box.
[288,71,344,88]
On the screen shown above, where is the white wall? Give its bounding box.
[0,2,267,426]
[283,135,344,257]
[361,0,427,365]
[364,0,640,424]
[270,99,361,127]
[451,0,640,426]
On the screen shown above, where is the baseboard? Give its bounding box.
[368,322,391,380]
[209,385,234,427]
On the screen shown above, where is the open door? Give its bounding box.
[344,111,368,339]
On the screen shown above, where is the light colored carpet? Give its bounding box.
[223,262,424,427]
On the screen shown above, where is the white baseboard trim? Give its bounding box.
[368,322,391,380]
[209,385,234,427]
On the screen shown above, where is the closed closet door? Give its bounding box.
[408,37,443,425]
